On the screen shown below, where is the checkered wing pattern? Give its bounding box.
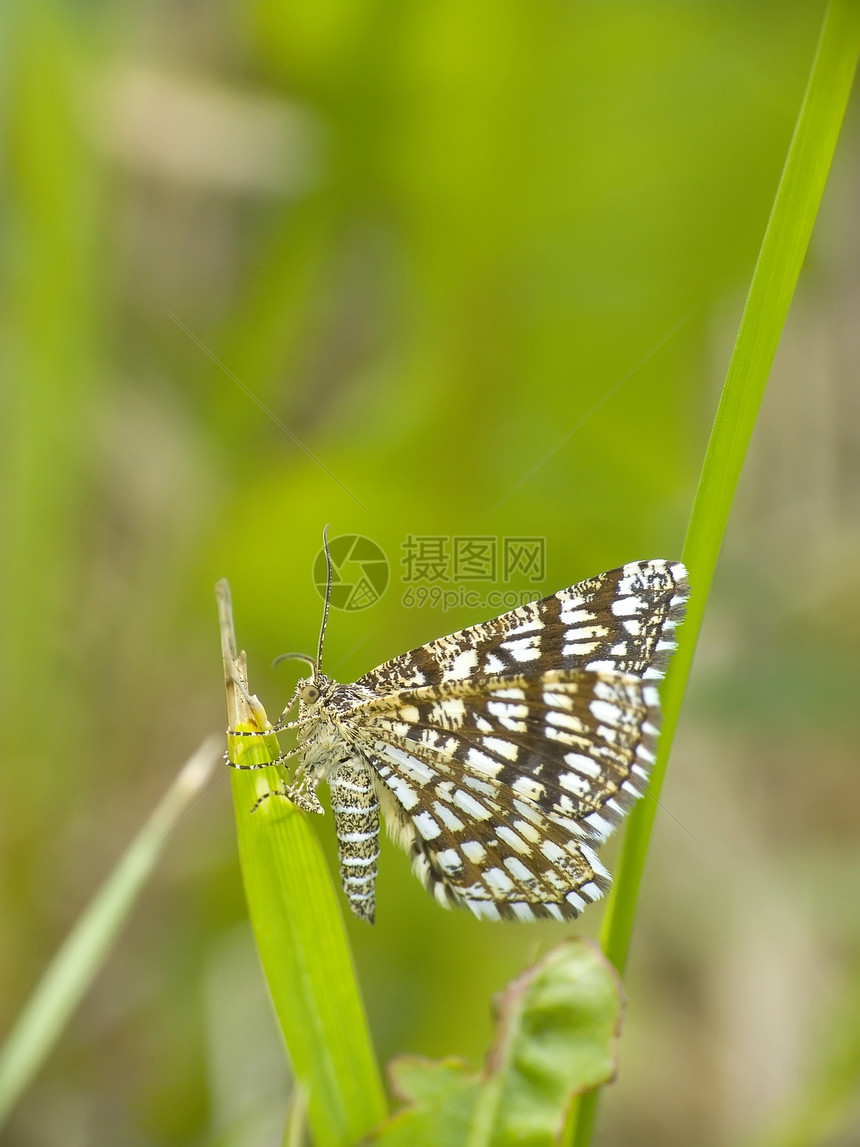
[344,560,689,920]
[358,560,688,692]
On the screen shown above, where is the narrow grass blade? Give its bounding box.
[604,0,860,979]
[569,3,860,1143]
[0,738,221,1129]
[217,580,387,1146]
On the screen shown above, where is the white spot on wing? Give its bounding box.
[430,697,466,727]
[385,774,420,810]
[559,772,588,796]
[512,776,544,802]
[590,699,623,726]
[611,596,645,616]
[435,848,463,874]
[484,867,515,894]
[479,737,518,763]
[504,856,535,883]
[513,818,541,842]
[586,812,612,840]
[445,649,478,681]
[564,752,601,777]
[513,799,544,826]
[413,811,442,840]
[434,801,465,832]
[581,844,610,878]
[505,617,544,636]
[453,789,492,820]
[496,825,532,855]
[461,840,487,863]
[377,744,436,785]
[465,746,505,776]
[543,689,575,711]
[507,644,541,663]
[559,607,592,625]
[547,710,586,734]
[511,901,536,921]
[540,839,566,864]
[467,899,500,920]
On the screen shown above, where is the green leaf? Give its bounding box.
[370,939,622,1147]
[217,580,387,1146]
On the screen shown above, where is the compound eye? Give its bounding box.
[302,684,320,704]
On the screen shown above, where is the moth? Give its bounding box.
[227,533,688,924]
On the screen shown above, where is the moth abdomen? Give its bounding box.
[329,756,381,924]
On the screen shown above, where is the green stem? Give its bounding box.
[569,2,860,1142]
[217,580,387,1146]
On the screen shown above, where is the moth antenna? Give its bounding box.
[317,524,332,672]
[272,652,318,673]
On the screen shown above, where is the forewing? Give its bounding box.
[356,560,688,694]
[346,669,660,920]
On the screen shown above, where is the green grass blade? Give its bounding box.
[217,580,387,1146]
[604,0,860,978]
[0,738,221,1129]
[569,3,860,1143]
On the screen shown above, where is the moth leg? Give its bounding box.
[250,775,324,816]
[249,785,291,814]
[228,721,301,737]
[223,745,302,770]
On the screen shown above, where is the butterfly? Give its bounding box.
[227,532,688,924]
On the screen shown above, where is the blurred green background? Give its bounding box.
[2,0,859,1143]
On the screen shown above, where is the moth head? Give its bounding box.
[298,680,321,706]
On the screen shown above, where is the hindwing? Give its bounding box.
[342,667,662,920]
